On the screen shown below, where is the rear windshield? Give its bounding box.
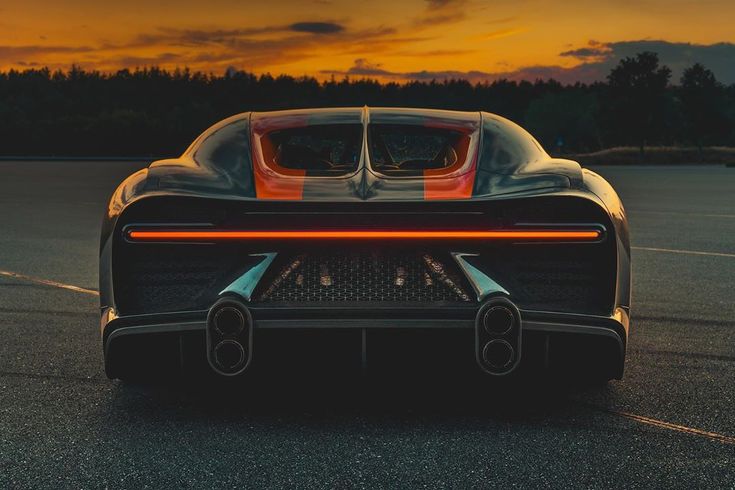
[368,124,471,176]
[260,124,362,176]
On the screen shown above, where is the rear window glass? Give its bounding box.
[260,124,362,176]
[368,124,472,176]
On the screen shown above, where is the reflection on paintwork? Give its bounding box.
[109,107,588,205]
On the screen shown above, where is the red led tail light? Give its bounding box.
[126,229,602,241]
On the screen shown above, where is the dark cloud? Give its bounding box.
[130,21,346,49]
[322,59,496,83]
[424,0,454,8]
[559,47,610,59]
[492,64,609,85]
[132,26,279,47]
[0,45,96,70]
[559,40,609,59]
[414,0,467,28]
[289,22,344,34]
[0,45,94,58]
[342,58,394,76]
[323,40,735,85]
[98,24,418,72]
[559,40,735,84]
[0,21,408,73]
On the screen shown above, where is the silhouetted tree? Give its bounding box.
[606,52,672,156]
[524,90,601,154]
[0,57,733,157]
[679,63,725,156]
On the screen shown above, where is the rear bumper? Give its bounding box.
[102,305,628,379]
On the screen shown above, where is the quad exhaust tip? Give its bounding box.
[206,298,253,376]
[475,297,522,376]
[482,339,515,369]
[213,307,245,336]
[482,306,515,335]
[213,340,246,371]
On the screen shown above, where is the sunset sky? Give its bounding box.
[3,0,735,83]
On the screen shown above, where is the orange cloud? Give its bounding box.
[1,0,735,83]
[472,27,528,41]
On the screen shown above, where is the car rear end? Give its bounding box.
[104,195,626,381]
[101,108,628,382]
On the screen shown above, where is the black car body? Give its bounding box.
[100,107,631,381]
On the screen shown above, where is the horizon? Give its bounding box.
[3,0,735,84]
[2,60,733,88]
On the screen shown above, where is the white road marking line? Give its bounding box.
[632,246,735,258]
[603,408,735,445]
[0,270,99,296]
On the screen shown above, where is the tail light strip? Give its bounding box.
[126,229,602,242]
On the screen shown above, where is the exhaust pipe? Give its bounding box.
[213,307,246,336]
[475,297,522,375]
[206,298,253,376]
[482,305,515,335]
[213,340,246,371]
[482,339,515,369]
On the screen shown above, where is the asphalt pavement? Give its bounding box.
[0,161,733,488]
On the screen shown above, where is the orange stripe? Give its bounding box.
[127,229,601,241]
[253,167,305,200]
[251,121,305,200]
[423,130,477,200]
[423,169,476,200]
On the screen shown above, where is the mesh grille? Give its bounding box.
[511,260,606,312]
[463,249,614,315]
[113,250,261,315]
[116,258,225,314]
[257,252,472,303]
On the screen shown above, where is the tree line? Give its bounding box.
[0,52,733,157]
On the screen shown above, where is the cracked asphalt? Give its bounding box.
[0,161,733,488]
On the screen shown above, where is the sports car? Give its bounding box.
[100,107,631,382]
